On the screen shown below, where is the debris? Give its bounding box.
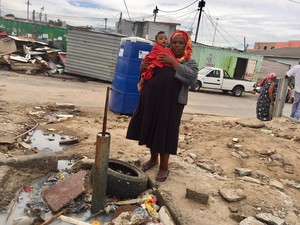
[41,208,68,225]
[283,164,294,174]
[55,102,75,109]
[19,141,31,149]
[158,206,176,225]
[56,114,74,118]
[6,189,22,222]
[185,188,209,205]
[59,138,79,145]
[24,186,31,192]
[59,215,91,225]
[232,138,239,143]
[47,128,56,131]
[255,213,285,225]
[219,188,246,202]
[43,170,87,212]
[12,216,32,225]
[104,211,145,225]
[235,168,252,177]
[260,129,272,135]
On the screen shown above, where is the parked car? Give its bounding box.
[190,67,256,97]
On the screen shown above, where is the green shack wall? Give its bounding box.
[0,19,68,51]
[192,44,263,82]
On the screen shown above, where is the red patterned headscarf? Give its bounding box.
[170,30,193,62]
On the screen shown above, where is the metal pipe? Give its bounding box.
[91,132,111,213]
[273,78,288,118]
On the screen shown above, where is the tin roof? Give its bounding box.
[250,47,300,59]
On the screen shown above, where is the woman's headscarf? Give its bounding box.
[267,72,277,80]
[170,30,192,62]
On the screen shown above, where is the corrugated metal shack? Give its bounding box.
[65,28,127,82]
[192,43,263,82]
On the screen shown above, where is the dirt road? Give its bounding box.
[0,71,299,225]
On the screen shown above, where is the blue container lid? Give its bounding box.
[121,37,153,45]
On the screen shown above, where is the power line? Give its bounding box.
[123,0,131,21]
[188,10,199,31]
[159,0,198,13]
[288,0,300,4]
[203,11,243,47]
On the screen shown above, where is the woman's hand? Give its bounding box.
[140,60,150,72]
[158,53,179,70]
[158,53,175,64]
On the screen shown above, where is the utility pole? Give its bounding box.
[32,10,35,21]
[0,0,2,18]
[153,6,158,22]
[212,18,219,46]
[104,18,107,30]
[194,0,205,43]
[117,12,122,33]
[39,7,44,22]
[25,0,31,20]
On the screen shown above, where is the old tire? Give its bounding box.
[232,86,244,97]
[190,81,201,92]
[107,159,148,199]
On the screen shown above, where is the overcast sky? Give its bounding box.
[2,0,300,49]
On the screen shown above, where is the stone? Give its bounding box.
[186,188,209,205]
[237,176,261,185]
[270,154,284,164]
[232,138,239,143]
[235,168,252,176]
[269,180,284,191]
[236,118,265,128]
[159,206,176,225]
[188,153,197,160]
[219,188,246,202]
[255,213,286,225]
[237,151,249,158]
[239,216,265,225]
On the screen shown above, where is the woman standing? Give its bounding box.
[256,73,277,121]
[126,30,198,182]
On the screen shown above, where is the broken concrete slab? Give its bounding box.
[185,188,209,205]
[159,205,176,225]
[239,216,265,225]
[235,168,252,177]
[43,170,87,212]
[255,213,286,225]
[0,135,15,144]
[0,152,57,171]
[219,188,246,202]
[0,165,13,188]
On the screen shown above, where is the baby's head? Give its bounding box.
[155,31,168,48]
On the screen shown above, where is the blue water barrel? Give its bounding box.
[109,37,153,115]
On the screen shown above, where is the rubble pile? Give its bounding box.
[0,30,66,75]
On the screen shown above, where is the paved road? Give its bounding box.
[185,88,292,118]
[0,71,292,119]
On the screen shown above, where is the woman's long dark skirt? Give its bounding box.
[126,66,184,155]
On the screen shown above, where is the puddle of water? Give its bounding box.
[0,160,112,225]
[26,129,76,152]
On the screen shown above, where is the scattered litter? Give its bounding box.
[260,129,273,135]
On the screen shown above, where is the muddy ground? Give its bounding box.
[0,71,299,224]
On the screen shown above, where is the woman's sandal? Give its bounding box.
[155,170,170,182]
[140,160,158,172]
